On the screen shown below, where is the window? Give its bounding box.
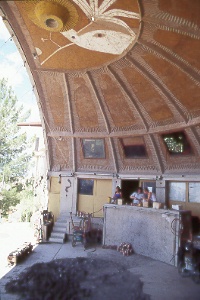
[142,181,156,194]
[82,139,105,158]
[121,136,147,158]
[168,182,186,202]
[188,183,200,203]
[168,182,200,217]
[168,181,200,203]
[78,179,94,195]
[162,131,192,155]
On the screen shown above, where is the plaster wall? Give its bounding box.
[103,204,180,265]
[156,180,166,203]
[48,193,60,221]
[60,177,76,214]
[48,176,61,221]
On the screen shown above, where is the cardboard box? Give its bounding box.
[143,201,149,208]
[172,204,183,210]
[153,202,162,209]
[117,199,123,205]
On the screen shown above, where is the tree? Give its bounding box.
[0,78,34,216]
[17,182,35,222]
[0,187,20,216]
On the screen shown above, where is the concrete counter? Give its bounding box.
[103,204,180,266]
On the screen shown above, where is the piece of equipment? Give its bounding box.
[70,212,92,248]
[177,211,200,283]
[178,241,200,283]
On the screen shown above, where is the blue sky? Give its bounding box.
[0,17,43,140]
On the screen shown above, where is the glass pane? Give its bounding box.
[124,145,147,158]
[189,182,200,203]
[169,182,186,202]
[82,139,105,158]
[121,137,147,158]
[162,131,192,155]
[78,179,94,195]
[142,181,156,194]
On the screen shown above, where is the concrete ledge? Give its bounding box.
[103,204,180,266]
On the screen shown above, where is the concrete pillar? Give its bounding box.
[156,180,166,204]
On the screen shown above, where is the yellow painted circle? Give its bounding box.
[26,0,78,32]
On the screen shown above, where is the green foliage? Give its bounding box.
[0,78,32,182]
[0,78,35,216]
[18,187,35,222]
[0,187,20,216]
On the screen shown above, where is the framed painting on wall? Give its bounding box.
[82,138,105,158]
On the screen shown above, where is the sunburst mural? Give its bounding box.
[19,0,141,69]
[61,0,140,55]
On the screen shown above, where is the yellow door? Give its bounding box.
[94,179,112,217]
[78,179,112,217]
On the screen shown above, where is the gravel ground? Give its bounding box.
[5,257,149,300]
[1,222,200,300]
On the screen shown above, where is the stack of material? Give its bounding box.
[143,201,149,208]
[117,242,134,256]
[7,242,33,265]
[153,202,162,209]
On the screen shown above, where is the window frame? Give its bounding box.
[168,181,200,204]
[81,138,106,159]
[161,131,193,156]
[120,137,148,159]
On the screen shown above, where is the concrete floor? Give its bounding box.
[0,241,200,299]
[0,223,200,299]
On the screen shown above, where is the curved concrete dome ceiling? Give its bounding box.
[1,0,200,176]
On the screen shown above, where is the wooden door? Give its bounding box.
[94,179,112,217]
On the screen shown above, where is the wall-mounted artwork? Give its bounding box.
[82,138,105,158]
[78,179,94,195]
[18,0,140,69]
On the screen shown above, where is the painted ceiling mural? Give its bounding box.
[17,0,141,70]
[1,0,200,176]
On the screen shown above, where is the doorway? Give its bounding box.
[121,180,140,205]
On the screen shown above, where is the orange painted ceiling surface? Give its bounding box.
[1,0,200,175]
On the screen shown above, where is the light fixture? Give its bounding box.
[58,173,74,179]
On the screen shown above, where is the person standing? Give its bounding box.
[130,187,144,205]
[143,187,156,207]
